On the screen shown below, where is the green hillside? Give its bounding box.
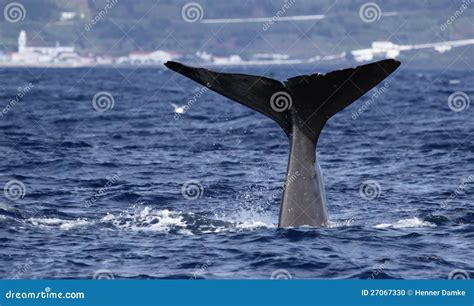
[0,0,472,67]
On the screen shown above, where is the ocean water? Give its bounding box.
[0,65,472,280]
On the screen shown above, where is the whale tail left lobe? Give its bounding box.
[164,61,291,134]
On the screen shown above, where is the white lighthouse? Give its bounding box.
[18,30,26,53]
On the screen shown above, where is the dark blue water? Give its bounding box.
[0,65,472,279]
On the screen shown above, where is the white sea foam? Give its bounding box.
[219,205,276,230]
[235,220,272,229]
[21,207,275,233]
[374,217,436,229]
[327,219,355,228]
[20,210,438,233]
[27,217,91,230]
[100,207,188,233]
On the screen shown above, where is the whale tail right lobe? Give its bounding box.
[284,59,400,142]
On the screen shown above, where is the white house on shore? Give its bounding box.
[120,50,179,65]
[351,39,474,62]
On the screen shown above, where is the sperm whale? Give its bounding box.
[165,59,400,227]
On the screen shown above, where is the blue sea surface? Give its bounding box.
[0,65,472,279]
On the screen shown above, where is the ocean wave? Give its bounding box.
[16,207,275,234]
[27,217,91,230]
[327,219,356,228]
[100,207,189,233]
[101,207,276,234]
[374,217,436,229]
[1,208,444,233]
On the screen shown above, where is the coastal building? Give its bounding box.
[8,30,93,66]
[351,39,474,62]
[60,11,77,22]
[351,41,400,62]
[126,50,178,65]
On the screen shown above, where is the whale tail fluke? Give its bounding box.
[165,59,400,228]
[164,59,400,140]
